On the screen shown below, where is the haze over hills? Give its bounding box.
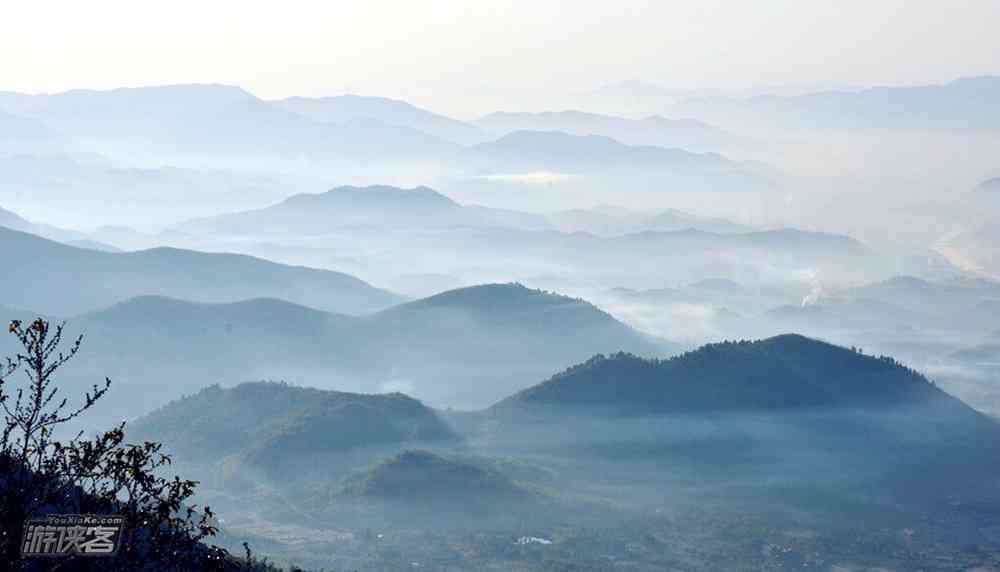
[676,76,1000,130]
[337,450,525,501]
[547,205,754,235]
[0,205,122,252]
[0,84,459,168]
[131,382,457,478]
[0,55,994,572]
[125,334,1000,570]
[176,184,553,235]
[0,85,788,231]
[475,110,734,151]
[171,204,881,297]
[940,225,1000,278]
[496,335,951,414]
[479,336,1000,501]
[173,184,765,240]
[275,94,485,145]
[459,130,736,173]
[5,4,1000,568]
[0,109,52,141]
[0,152,338,229]
[0,226,401,316]
[46,283,668,424]
[448,129,777,208]
[0,205,89,243]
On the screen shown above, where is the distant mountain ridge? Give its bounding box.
[0,226,401,316]
[275,94,484,144]
[548,206,753,235]
[475,110,732,150]
[176,185,552,234]
[0,84,459,165]
[678,76,1000,130]
[52,283,667,420]
[460,130,735,173]
[0,205,123,252]
[175,184,762,237]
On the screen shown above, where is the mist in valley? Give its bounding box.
[1,2,1000,570]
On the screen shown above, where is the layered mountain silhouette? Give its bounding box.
[275,94,485,144]
[548,205,753,235]
[43,283,666,423]
[133,334,1000,515]
[174,184,766,240]
[0,206,90,244]
[459,130,735,173]
[678,76,1000,130]
[176,185,552,235]
[475,110,731,150]
[0,226,401,316]
[766,275,1000,335]
[0,84,458,164]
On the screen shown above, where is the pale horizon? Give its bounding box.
[2,1,998,117]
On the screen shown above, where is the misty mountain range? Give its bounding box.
[1,282,667,428]
[0,226,401,316]
[676,75,1000,130]
[125,333,1000,570]
[274,94,486,145]
[151,184,882,297]
[5,5,1000,569]
[135,332,1000,494]
[457,129,738,173]
[0,84,759,176]
[173,184,752,237]
[475,110,735,150]
[0,85,458,166]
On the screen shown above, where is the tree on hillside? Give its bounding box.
[0,318,290,571]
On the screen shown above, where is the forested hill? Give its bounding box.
[132,382,458,466]
[496,334,962,414]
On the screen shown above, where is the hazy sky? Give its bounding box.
[1,0,997,116]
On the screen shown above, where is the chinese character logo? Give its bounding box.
[21,515,125,557]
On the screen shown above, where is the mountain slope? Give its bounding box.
[275,94,484,144]
[52,283,668,423]
[340,450,523,500]
[177,184,455,234]
[175,185,551,235]
[0,226,401,315]
[460,130,734,173]
[132,382,457,469]
[548,206,753,236]
[475,110,730,149]
[0,205,91,244]
[678,76,1000,130]
[0,84,458,163]
[370,283,664,362]
[498,334,954,414]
